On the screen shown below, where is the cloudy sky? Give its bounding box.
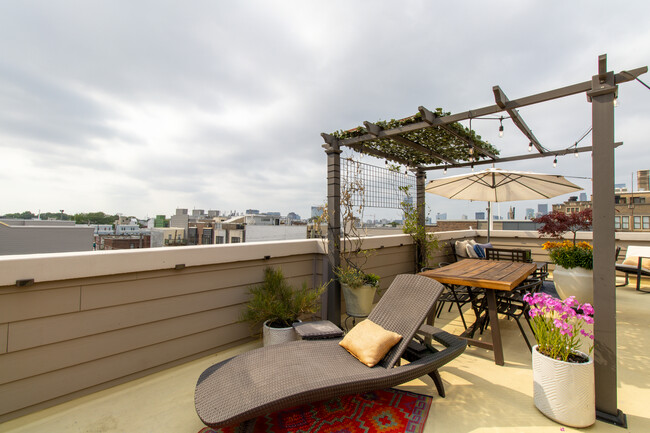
[1,1,648,221]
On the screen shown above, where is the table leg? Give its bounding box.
[485,289,504,366]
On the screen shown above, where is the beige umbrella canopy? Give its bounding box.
[425,168,583,240]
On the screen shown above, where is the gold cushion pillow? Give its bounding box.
[339,319,402,367]
[623,256,650,270]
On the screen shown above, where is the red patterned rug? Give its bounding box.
[198,388,432,433]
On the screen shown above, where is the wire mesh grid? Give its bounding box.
[342,158,416,209]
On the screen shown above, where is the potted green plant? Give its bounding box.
[240,267,325,346]
[533,209,593,303]
[334,266,380,317]
[524,292,595,427]
[399,184,439,272]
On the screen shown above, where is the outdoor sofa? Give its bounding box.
[616,245,650,292]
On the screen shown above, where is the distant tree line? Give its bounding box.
[1,211,119,225]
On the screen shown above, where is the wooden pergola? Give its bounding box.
[322,54,647,427]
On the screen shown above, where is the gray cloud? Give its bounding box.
[0,1,649,220]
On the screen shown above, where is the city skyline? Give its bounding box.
[1,2,648,221]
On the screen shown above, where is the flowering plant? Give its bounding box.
[542,240,593,270]
[523,292,594,363]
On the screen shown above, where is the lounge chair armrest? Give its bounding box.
[416,324,468,352]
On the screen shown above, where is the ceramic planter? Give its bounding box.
[532,345,595,428]
[262,320,298,346]
[552,265,593,304]
[341,283,377,317]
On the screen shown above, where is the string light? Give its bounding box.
[498,116,504,138]
[443,165,447,174]
[528,142,533,152]
[471,163,475,172]
[574,144,579,158]
[553,156,557,168]
[613,98,619,107]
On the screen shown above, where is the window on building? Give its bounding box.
[634,216,641,230]
[633,197,646,204]
[622,216,629,230]
[614,216,621,229]
[215,236,224,244]
[643,216,650,229]
[231,236,241,243]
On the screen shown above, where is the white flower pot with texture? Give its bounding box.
[532,345,595,428]
[262,320,298,347]
[552,265,593,305]
[341,283,377,317]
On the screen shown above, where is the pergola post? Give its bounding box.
[324,138,342,327]
[588,54,626,427]
[416,168,426,270]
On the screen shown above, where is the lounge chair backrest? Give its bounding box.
[367,274,444,369]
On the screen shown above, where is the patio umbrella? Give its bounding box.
[425,168,583,241]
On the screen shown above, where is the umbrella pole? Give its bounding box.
[487,202,491,242]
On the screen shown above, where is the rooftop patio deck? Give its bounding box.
[1,277,648,433]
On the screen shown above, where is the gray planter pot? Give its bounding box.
[341,283,377,317]
[262,320,298,346]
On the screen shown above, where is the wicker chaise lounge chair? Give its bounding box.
[194,274,467,429]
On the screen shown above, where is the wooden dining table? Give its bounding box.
[419,259,537,366]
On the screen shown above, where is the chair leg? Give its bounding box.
[515,318,532,351]
[450,287,468,330]
[428,369,446,398]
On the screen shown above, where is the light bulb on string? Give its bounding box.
[553,156,557,168]
[498,117,504,138]
[574,146,579,158]
[614,98,619,107]
[443,165,447,175]
[528,142,533,152]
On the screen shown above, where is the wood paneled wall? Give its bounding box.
[0,251,323,422]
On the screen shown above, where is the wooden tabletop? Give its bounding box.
[420,259,537,291]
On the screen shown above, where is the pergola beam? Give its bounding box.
[363,121,457,165]
[338,66,647,148]
[493,86,545,153]
[419,106,496,160]
[421,142,623,171]
[321,133,413,166]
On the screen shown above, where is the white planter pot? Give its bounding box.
[341,283,377,317]
[532,345,595,428]
[262,320,298,347]
[553,265,593,304]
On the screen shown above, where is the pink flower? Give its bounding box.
[564,296,578,308]
[581,303,594,315]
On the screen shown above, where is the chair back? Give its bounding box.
[367,274,444,369]
[485,247,532,263]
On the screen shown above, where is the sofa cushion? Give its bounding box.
[455,240,470,258]
[623,256,650,271]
